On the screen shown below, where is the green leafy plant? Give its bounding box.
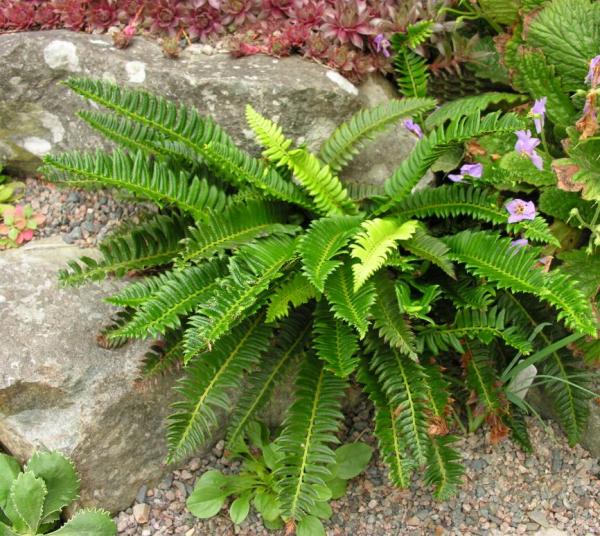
[0,164,25,216]
[0,450,116,535]
[187,422,372,535]
[41,78,598,533]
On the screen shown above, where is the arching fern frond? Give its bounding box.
[324,264,376,338]
[266,273,318,323]
[350,218,419,290]
[390,185,557,245]
[370,342,430,465]
[42,149,227,220]
[298,215,363,292]
[274,354,346,522]
[184,236,297,358]
[357,360,414,488]
[245,104,294,164]
[180,200,298,266]
[318,97,436,173]
[383,112,525,204]
[64,78,234,157]
[371,274,418,360]
[391,32,429,98]
[140,329,185,380]
[464,346,506,417]
[400,227,455,278]
[58,213,188,286]
[313,301,360,378]
[419,307,533,355]
[202,141,314,209]
[424,93,527,130]
[444,230,596,335]
[105,272,170,307]
[225,310,312,452]
[167,314,272,463]
[113,259,228,339]
[424,436,464,500]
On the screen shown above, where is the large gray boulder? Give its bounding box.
[0,30,418,187]
[0,238,181,513]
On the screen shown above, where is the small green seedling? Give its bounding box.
[0,451,116,535]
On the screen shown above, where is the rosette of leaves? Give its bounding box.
[0,451,115,535]
[186,422,372,535]
[40,78,597,532]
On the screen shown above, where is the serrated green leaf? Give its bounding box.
[47,509,116,536]
[10,472,46,533]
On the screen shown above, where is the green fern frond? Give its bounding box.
[350,218,419,290]
[371,274,418,360]
[400,227,455,278]
[58,213,188,286]
[357,361,414,488]
[370,342,430,465]
[245,104,294,164]
[77,110,173,158]
[41,149,227,220]
[543,351,592,446]
[113,259,227,339]
[274,354,346,522]
[313,301,360,378]
[465,347,505,415]
[202,141,315,209]
[318,97,436,172]
[419,307,533,355]
[392,185,558,245]
[180,200,298,265]
[391,32,429,98]
[383,112,525,204]
[298,215,363,292]
[105,272,169,307]
[64,78,234,157]
[286,149,357,216]
[424,436,464,500]
[96,309,133,349]
[503,405,533,453]
[324,263,376,338]
[406,20,435,47]
[425,93,527,130]
[266,273,318,323]
[225,310,312,452]
[443,279,497,310]
[421,360,452,420]
[167,315,272,463]
[184,236,296,358]
[141,330,185,379]
[445,230,596,335]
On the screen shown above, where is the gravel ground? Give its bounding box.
[22,177,150,247]
[115,398,600,536]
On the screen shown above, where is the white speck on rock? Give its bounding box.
[22,137,52,157]
[90,39,110,46]
[125,61,146,83]
[43,40,80,72]
[9,76,21,85]
[102,72,117,83]
[40,112,65,143]
[326,70,359,95]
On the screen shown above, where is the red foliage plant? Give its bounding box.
[0,0,407,82]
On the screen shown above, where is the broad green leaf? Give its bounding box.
[0,455,20,510]
[309,501,333,520]
[186,471,230,519]
[296,515,325,536]
[27,451,80,518]
[47,509,116,536]
[229,493,251,525]
[325,477,347,500]
[332,443,373,480]
[0,522,18,536]
[10,471,47,533]
[253,491,281,522]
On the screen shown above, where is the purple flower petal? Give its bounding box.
[531,97,547,134]
[585,55,600,86]
[448,173,463,182]
[515,130,540,155]
[509,238,529,254]
[374,33,391,57]
[403,119,423,139]
[530,151,544,170]
[506,199,536,223]
[460,163,483,178]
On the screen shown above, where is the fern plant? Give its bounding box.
[41,78,598,533]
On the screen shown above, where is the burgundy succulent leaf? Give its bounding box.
[186,6,224,41]
[321,0,374,49]
[2,1,36,31]
[148,0,188,35]
[88,0,118,31]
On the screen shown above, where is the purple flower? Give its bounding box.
[506,199,536,224]
[514,130,544,170]
[509,238,529,254]
[403,119,423,139]
[374,34,391,57]
[585,55,600,86]
[530,97,547,134]
[448,162,483,182]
